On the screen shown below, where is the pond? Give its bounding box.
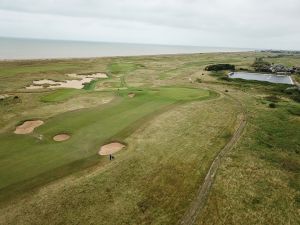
[229,72,294,85]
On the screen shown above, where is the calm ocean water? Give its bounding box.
[0,37,252,60]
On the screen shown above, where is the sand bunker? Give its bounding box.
[26,73,108,90]
[26,85,46,90]
[53,133,70,142]
[99,142,126,155]
[128,93,135,98]
[68,73,108,79]
[33,79,58,85]
[14,120,44,134]
[52,78,94,89]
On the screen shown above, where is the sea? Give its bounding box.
[0,37,253,60]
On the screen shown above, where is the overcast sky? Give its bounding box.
[0,0,299,50]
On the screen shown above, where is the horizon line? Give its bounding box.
[0,35,256,50]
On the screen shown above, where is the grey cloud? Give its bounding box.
[0,0,299,49]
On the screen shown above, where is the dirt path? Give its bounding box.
[179,95,247,225]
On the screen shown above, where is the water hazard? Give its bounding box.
[229,72,294,85]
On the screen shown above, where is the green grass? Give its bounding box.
[157,87,210,101]
[40,89,83,102]
[1,52,300,225]
[287,104,300,116]
[0,61,80,78]
[0,87,211,195]
[83,80,99,90]
[107,62,144,75]
[0,95,239,225]
[197,92,300,225]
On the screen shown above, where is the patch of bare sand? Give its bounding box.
[68,73,108,79]
[128,93,135,98]
[0,94,10,100]
[25,73,108,90]
[53,134,70,142]
[33,79,58,85]
[98,142,126,155]
[26,85,45,90]
[14,120,44,134]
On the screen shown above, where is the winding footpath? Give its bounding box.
[180,94,247,225]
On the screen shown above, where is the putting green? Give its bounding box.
[0,87,212,192]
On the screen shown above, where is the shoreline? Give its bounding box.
[0,36,254,61]
[0,51,254,62]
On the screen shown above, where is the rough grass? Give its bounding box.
[0,87,211,197]
[197,90,300,225]
[0,91,114,134]
[0,52,299,225]
[0,96,240,225]
[40,89,83,102]
[107,62,144,75]
[83,79,98,90]
[0,61,80,78]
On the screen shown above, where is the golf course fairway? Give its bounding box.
[1,52,299,225]
[0,87,212,198]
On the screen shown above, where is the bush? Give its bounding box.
[287,106,300,116]
[269,103,276,108]
[265,95,280,103]
[283,88,300,103]
[291,94,300,103]
[220,76,231,81]
[0,95,21,106]
[252,58,271,72]
[205,64,235,71]
[239,68,249,71]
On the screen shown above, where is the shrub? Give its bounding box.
[252,58,271,72]
[196,78,202,83]
[291,94,300,103]
[287,106,300,116]
[220,76,231,81]
[239,67,249,71]
[265,95,280,103]
[0,95,21,106]
[205,64,235,71]
[283,88,300,103]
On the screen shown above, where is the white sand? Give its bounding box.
[26,85,45,90]
[14,120,44,134]
[26,73,108,90]
[53,134,70,142]
[68,73,108,79]
[33,79,58,85]
[99,142,126,155]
